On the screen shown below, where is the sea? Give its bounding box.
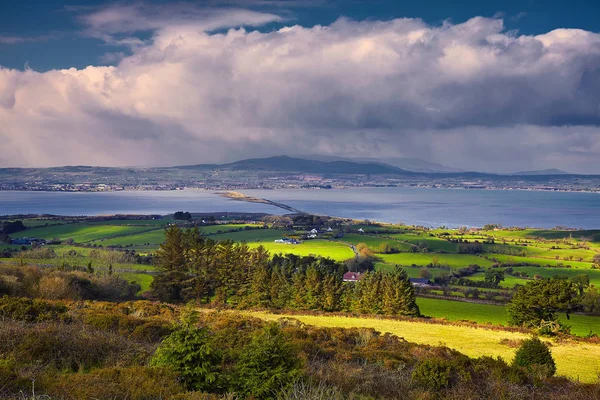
[0,188,599,229]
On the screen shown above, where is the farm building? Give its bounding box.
[10,237,46,246]
[343,271,363,282]
[274,238,300,244]
[409,278,431,287]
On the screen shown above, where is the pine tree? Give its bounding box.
[357,271,383,314]
[151,225,188,302]
[290,272,307,309]
[382,266,420,316]
[304,265,323,310]
[269,268,291,309]
[245,246,272,308]
[322,273,342,311]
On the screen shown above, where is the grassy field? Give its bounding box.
[469,272,528,288]
[243,310,600,383]
[19,223,155,243]
[378,253,494,268]
[338,234,413,251]
[118,272,154,292]
[248,240,355,262]
[207,228,288,242]
[87,219,172,226]
[416,297,600,336]
[484,253,594,269]
[98,229,167,247]
[388,233,459,252]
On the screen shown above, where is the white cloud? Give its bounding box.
[1,7,600,172]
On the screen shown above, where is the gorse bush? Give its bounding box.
[45,366,183,400]
[0,295,69,322]
[411,358,453,391]
[0,320,155,372]
[512,337,556,377]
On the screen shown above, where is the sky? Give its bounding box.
[1,0,600,173]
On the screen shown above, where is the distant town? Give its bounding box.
[1,156,599,193]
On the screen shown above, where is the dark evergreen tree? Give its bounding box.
[151,225,188,302]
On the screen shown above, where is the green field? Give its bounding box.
[338,234,413,251]
[244,310,600,383]
[5,217,600,349]
[87,219,172,226]
[388,233,459,252]
[19,223,155,243]
[378,253,494,268]
[207,228,288,242]
[469,272,529,288]
[248,240,355,262]
[417,297,600,336]
[484,253,594,269]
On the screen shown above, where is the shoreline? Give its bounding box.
[0,185,599,194]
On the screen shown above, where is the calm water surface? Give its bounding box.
[0,188,598,229]
[245,188,600,229]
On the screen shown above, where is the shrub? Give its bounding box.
[0,321,155,371]
[151,315,222,391]
[0,359,31,396]
[411,358,453,391]
[132,320,174,342]
[0,295,69,322]
[44,367,183,400]
[512,337,556,377]
[236,323,303,399]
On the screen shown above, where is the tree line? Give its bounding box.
[150,226,420,317]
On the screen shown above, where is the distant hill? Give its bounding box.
[511,169,570,176]
[298,154,464,173]
[183,155,414,175]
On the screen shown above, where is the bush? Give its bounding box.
[236,323,303,399]
[512,337,556,377]
[151,315,222,391]
[44,367,183,400]
[0,320,155,371]
[412,358,453,391]
[132,320,174,342]
[0,295,69,322]
[0,359,31,396]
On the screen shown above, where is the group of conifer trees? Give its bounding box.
[150,226,420,317]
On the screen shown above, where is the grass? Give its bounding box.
[417,297,508,325]
[338,234,412,251]
[98,229,167,247]
[248,240,355,262]
[484,253,594,269]
[378,253,494,268]
[388,233,459,252]
[207,229,290,242]
[200,224,260,235]
[416,297,600,337]
[118,272,154,293]
[469,272,529,288]
[17,223,155,243]
[242,310,600,383]
[87,219,172,226]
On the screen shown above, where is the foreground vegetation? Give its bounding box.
[1,278,599,399]
[2,213,600,398]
